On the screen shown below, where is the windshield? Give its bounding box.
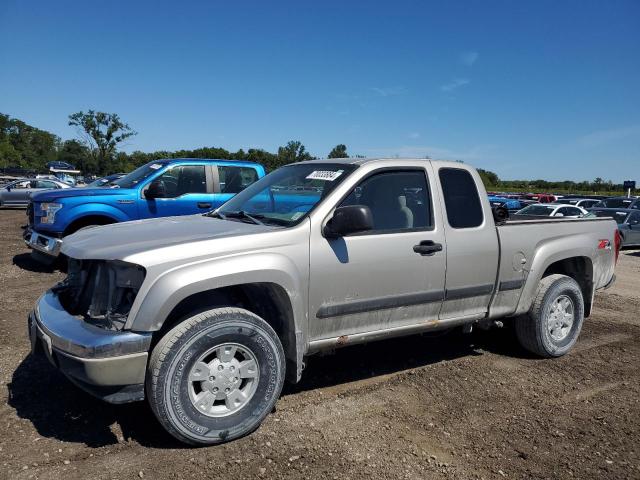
[215,163,357,226]
[517,205,556,216]
[597,198,634,208]
[86,177,110,188]
[591,210,629,224]
[112,161,167,188]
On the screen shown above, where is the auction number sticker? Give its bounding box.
[306,170,344,181]
[149,163,163,170]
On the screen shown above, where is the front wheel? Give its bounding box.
[147,307,286,445]
[515,274,585,357]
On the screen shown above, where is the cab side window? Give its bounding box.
[439,168,483,228]
[340,170,432,232]
[629,212,640,225]
[219,166,258,194]
[35,180,59,189]
[155,165,207,198]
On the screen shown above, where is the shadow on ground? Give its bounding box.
[12,253,57,273]
[8,325,526,448]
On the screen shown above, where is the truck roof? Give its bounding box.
[153,158,263,168]
[296,157,463,168]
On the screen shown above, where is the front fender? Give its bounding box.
[63,203,131,225]
[127,251,307,334]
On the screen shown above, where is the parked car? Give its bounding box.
[513,203,588,219]
[590,208,640,247]
[519,193,557,203]
[85,173,127,188]
[46,160,76,171]
[554,198,601,209]
[488,195,522,212]
[28,158,619,445]
[25,158,265,263]
[593,196,640,210]
[0,178,72,207]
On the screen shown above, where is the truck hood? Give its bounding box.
[61,214,274,261]
[31,187,132,202]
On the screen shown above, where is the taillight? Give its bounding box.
[614,229,621,264]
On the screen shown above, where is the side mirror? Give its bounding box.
[145,180,166,199]
[5,186,10,192]
[323,205,374,238]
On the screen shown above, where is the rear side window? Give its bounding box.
[439,168,483,228]
[219,166,259,194]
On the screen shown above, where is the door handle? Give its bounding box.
[197,202,212,209]
[413,240,443,256]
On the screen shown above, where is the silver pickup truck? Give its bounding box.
[28,158,619,445]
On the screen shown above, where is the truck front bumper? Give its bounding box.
[28,291,152,404]
[24,228,63,258]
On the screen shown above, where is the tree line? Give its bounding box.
[0,111,629,193]
[1,112,351,176]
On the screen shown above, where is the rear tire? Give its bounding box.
[515,274,584,357]
[147,307,285,445]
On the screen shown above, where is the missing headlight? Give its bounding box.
[53,259,146,331]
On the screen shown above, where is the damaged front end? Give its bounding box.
[53,259,146,331]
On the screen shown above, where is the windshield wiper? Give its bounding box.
[222,210,264,225]
[206,210,227,220]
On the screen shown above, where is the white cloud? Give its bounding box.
[370,86,407,97]
[575,124,640,148]
[407,132,420,139]
[440,78,470,92]
[459,51,479,67]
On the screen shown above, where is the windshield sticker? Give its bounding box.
[149,163,163,170]
[306,170,344,181]
[291,212,304,221]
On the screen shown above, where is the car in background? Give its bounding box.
[46,161,76,171]
[593,196,640,210]
[488,195,522,212]
[513,203,588,219]
[590,208,640,248]
[0,178,72,207]
[519,193,557,204]
[25,158,266,263]
[554,198,601,209]
[85,173,127,188]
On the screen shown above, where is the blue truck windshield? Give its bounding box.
[113,162,167,189]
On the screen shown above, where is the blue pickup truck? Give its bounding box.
[25,158,265,263]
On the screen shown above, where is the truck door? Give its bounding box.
[436,167,500,320]
[139,164,214,218]
[308,166,447,342]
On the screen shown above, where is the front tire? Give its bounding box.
[515,274,585,357]
[147,308,285,445]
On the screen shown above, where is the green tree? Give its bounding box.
[57,139,92,172]
[328,144,348,158]
[68,110,137,174]
[276,141,312,166]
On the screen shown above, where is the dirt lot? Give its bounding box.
[1,209,639,480]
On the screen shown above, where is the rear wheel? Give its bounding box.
[515,274,584,357]
[146,307,285,445]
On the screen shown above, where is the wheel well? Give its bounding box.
[157,283,298,382]
[64,215,116,236]
[542,256,594,317]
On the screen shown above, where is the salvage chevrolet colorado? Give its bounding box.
[28,158,619,445]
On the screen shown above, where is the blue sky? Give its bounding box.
[1,0,639,182]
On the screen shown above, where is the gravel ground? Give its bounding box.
[1,208,639,480]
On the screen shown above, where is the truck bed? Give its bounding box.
[490,216,617,319]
